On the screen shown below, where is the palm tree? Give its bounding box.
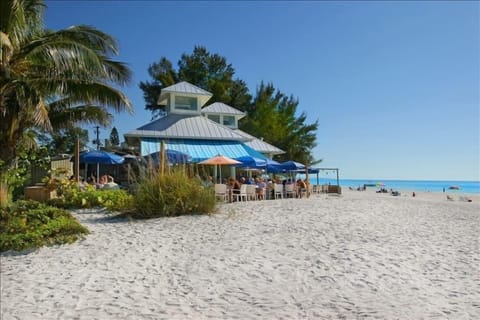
[0,0,133,207]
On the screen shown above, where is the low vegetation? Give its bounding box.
[131,166,216,218]
[46,166,216,219]
[48,180,133,212]
[0,200,89,252]
[1,166,216,252]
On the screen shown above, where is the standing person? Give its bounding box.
[296,179,307,198]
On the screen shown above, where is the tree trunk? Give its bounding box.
[0,172,8,208]
[0,144,18,208]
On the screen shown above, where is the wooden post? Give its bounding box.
[160,141,165,176]
[75,137,80,182]
[305,162,310,198]
[336,169,340,194]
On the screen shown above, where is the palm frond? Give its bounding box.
[0,0,44,48]
[26,78,133,114]
[33,96,51,130]
[48,103,113,130]
[1,0,133,184]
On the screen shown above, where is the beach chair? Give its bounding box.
[308,184,314,196]
[459,196,472,202]
[257,187,266,200]
[285,183,295,198]
[274,183,284,199]
[246,184,257,201]
[214,184,228,202]
[232,184,248,202]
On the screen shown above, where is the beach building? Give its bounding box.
[124,81,284,168]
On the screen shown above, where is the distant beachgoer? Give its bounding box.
[412,192,416,197]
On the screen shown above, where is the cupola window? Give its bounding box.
[175,96,197,111]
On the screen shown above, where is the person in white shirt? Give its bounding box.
[102,175,119,190]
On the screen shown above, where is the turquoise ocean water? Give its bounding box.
[305,178,480,194]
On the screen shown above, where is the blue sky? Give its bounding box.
[44,1,479,181]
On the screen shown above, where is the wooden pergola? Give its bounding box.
[305,167,341,194]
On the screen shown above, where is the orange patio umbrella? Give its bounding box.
[198,155,241,183]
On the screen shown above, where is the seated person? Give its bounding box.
[230,177,241,189]
[227,177,241,201]
[255,178,266,200]
[102,175,119,190]
[202,175,214,187]
[96,174,107,189]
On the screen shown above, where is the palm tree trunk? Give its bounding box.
[0,143,17,208]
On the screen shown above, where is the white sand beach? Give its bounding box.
[1,190,479,319]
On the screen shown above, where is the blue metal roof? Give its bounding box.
[141,138,268,163]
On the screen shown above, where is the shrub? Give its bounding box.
[0,200,89,252]
[132,167,215,218]
[48,180,134,211]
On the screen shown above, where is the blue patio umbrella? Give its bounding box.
[79,150,125,165]
[79,150,125,180]
[265,158,282,173]
[279,160,305,171]
[235,156,267,168]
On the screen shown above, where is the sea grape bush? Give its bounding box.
[48,179,133,211]
[0,200,89,252]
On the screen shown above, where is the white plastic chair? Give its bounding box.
[285,183,295,198]
[214,184,227,202]
[246,184,257,201]
[232,184,248,202]
[274,183,284,199]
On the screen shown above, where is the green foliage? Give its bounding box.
[139,46,319,164]
[139,45,252,118]
[241,82,319,164]
[0,200,89,252]
[132,167,215,218]
[0,0,133,205]
[48,180,133,211]
[2,145,51,202]
[37,127,89,155]
[109,127,120,146]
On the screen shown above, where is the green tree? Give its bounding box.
[109,127,120,146]
[0,0,133,207]
[139,46,319,165]
[139,57,177,119]
[139,46,252,118]
[240,82,319,165]
[38,127,89,155]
